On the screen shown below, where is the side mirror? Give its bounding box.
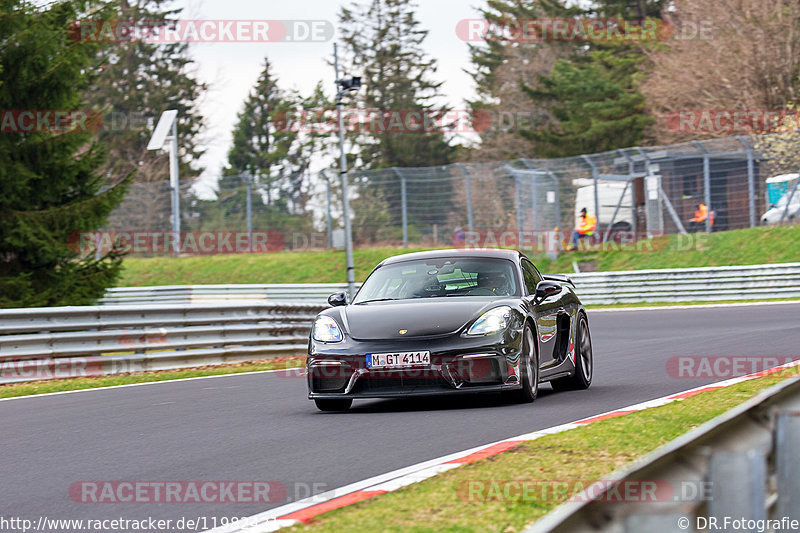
[327,291,347,307]
[535,281,561,301]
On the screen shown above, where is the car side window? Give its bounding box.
[521,260,541,295]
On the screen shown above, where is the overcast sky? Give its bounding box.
[170,0,484,197]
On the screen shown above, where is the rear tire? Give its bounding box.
[505,326,538,403]
[550,314,593,391]
[314,398,352,412]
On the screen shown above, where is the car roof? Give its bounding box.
[379,248,525,266]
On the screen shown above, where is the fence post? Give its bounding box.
[549,171,560,233]
[240,172,253,253]
[736,136,756,228]
[693,141,712,233]
[394,168,408,248]
[322,171,333,249]
[520,160,538,232]
[581,155,600,228]
[617,148,637,238]
[456,163,474,230]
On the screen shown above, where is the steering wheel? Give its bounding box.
[467,287,496,296]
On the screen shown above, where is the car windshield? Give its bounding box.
[353,257,519,303]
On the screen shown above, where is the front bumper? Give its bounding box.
[307,329,524,399]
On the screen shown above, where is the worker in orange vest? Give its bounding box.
[570,207,597,251]
[689,203,715,232]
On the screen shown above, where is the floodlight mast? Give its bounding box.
[334,43,360,301]
[147,110,180,257]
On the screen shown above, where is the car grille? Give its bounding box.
[355,370,447,393]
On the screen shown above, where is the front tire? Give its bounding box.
[551,314,593,391]
[505,326,538,403]
[314,398,352,412]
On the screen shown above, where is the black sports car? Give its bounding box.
[306,249,593,411]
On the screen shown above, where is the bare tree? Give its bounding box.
[642,0,800,143]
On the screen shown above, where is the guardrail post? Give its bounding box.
[776,411,800,522]
[708,450,766,523]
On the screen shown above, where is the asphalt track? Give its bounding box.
[2,302,799,531]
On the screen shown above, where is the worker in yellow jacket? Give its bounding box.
[570,207,597,251]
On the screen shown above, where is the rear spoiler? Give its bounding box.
[542,274,575,287]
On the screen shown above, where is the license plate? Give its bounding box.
[366,351,431,369]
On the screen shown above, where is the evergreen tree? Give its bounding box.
[520,46,653,157]
[338,0,455,169]
[86,0,206,183]
[465,0,581,160]
[0,0,131,308]
[468,0,661,158]
[227,58,297,208]
[196,60,331,235]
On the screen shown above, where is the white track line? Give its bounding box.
[206,358,800,533]
[0,368,296,403]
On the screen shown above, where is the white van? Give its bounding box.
[574,182,633,231]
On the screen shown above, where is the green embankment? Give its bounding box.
[117,226,800,287]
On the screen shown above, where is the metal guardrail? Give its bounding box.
[100,284,359,305]
[4,262,798,385]
[100,263,800,306]
[569,262,800,304]
[524,374,800,533]
[0,302,325,384]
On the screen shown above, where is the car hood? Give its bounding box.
[343,297,504,340]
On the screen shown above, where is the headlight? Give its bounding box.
[467,306,512,336]
[313,316,344,342]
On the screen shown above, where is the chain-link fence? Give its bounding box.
[101,133,799,255]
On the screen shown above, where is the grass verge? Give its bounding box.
[0,357,306,399]
[117,226,800,286]
[291,368,799,533]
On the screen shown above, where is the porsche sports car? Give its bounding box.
[306,249,593,411]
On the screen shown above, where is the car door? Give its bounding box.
[521,259,561,368]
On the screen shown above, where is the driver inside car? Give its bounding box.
[475,271,511,296]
